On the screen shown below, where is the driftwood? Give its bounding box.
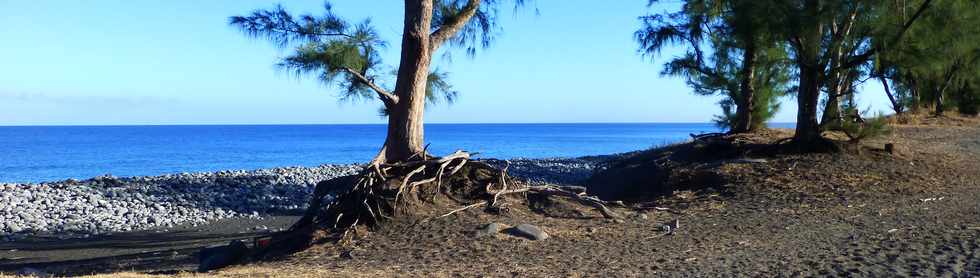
[690,132,727,141]
[438,201,488,218]
[490,161,619,219]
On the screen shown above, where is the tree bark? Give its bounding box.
[935,85,946,115]
[935,62,961,116]
[793,0,825,145]
[908,73,920,112]
[821,90,842,128]
[796,62,824,143]
[384,0,435,162]
[732,42,757,133]
[880,76,903,114]
[820,10,856,130]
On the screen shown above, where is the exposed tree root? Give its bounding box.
[245,150,622,266]
[285,150,618,243]
[437,201,488,218]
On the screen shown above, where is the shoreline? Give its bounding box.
[0,156,615,241]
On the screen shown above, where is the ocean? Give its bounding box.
[0,123,793,183]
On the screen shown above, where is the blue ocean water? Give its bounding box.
[0,123,793,183]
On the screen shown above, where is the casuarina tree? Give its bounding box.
[232,0,525,164]
[229,1,619,253]
[876,0,980,116]
[635,0,790,133]
[765,0,932,149]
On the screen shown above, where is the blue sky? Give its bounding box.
[0,0,891,125]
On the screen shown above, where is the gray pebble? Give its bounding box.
[508,224,550,240]
[1,157,601,239]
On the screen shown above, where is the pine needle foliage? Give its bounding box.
[839,108,892,143]
[229,1,523,110]
[636,0,791,131]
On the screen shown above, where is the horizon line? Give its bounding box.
[0,121,797,127]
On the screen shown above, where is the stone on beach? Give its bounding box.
[507,224,550,240]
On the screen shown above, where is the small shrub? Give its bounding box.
[956,90,980,116]
[840,108,892,143]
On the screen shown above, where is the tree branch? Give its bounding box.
[429,0,482,51]
[270,26,356,39]
[836,0,933,71]
[342,68,399,106]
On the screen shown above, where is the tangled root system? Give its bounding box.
[281,151,618,244]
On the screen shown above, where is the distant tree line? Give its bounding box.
[636,0,980,148]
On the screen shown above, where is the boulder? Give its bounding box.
[506,224,549,240]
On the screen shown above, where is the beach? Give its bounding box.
[1,121,979,276]
[0,157,611,241]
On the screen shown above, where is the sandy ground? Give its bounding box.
[1,116,979,277]
[234,119,980,277]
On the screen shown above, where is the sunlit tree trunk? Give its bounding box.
[880,76,904,114]
[821,89,842,128]
[383,0,436,162]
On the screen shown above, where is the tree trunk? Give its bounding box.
[908,74,920,112]
[793,0,825,145]
[821,91,842,128]
[796,63,823,143]
[384,0,435,162]
[880,76,903,114]
[732,42,757,133]
[934,62,961,116]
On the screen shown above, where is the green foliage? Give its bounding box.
[432,0,532,57]
[878,0,980,112]
[954,84,980,115]
[713,72,786,130]
[377,69,459,116]
[230,3,394,103]
[425,70,459,105]
[840,108,892,143]
[636,0,791,131]
[230,1,530,111]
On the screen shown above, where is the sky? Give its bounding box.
[0,0,892,125]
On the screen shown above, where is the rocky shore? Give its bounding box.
[0,157,604,241]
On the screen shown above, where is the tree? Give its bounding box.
[227,1,606,247]
[636,0,790,133]
[880,0,980,116]
[768,0,932,148]
[232,0,526,163]
[954,83,980,115]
